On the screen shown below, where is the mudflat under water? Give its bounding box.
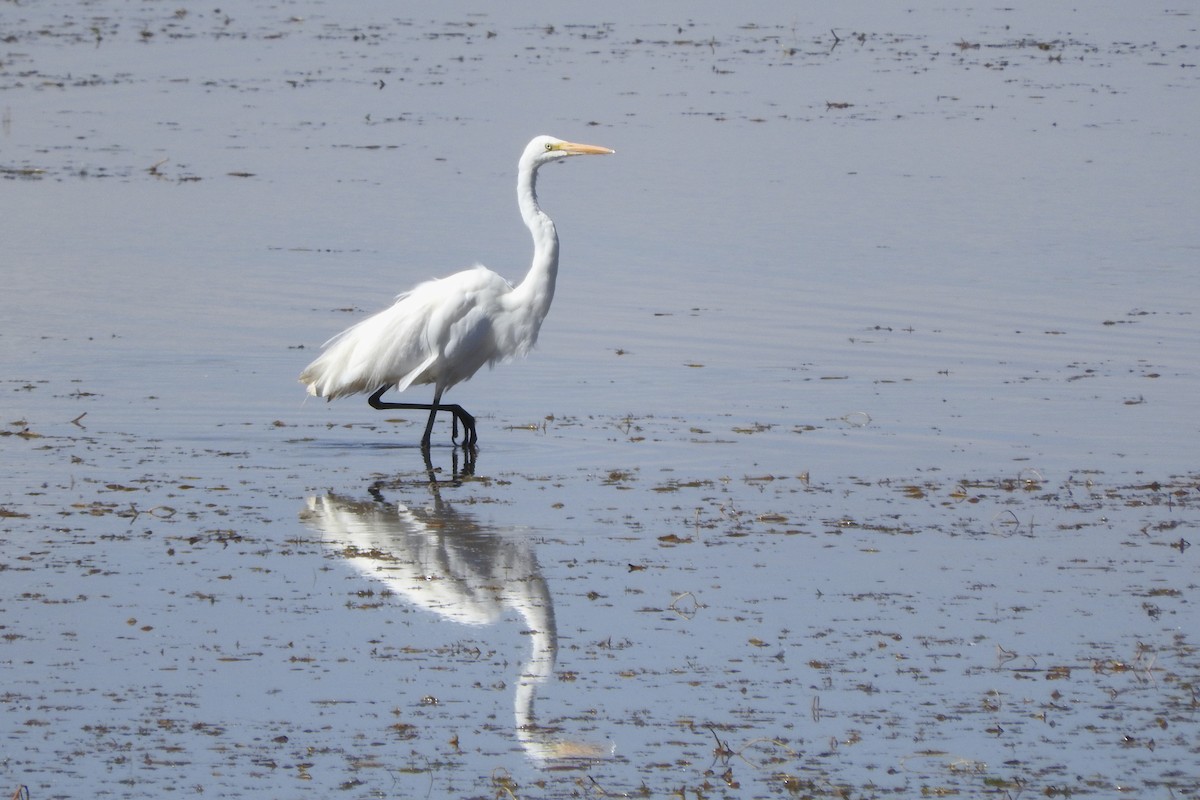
[2,2,1198,798]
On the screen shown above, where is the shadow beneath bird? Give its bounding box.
[318,440,477,477]
[413,443,475,484]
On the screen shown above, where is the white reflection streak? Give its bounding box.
[301,488,610,763]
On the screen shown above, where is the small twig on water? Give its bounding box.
[669,591,703,619]
[490,767,519,799]
[735,737,799,770]
[708,725,735,759]
[991,509,1021,535]
[585,775,611,797]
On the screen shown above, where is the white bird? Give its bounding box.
[300,135,614,448]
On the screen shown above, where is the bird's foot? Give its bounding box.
[446,405,476,448]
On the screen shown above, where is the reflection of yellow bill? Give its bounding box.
[553,740,615,759]
[519,737,615,762]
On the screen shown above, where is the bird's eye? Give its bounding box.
[544,142,554,151]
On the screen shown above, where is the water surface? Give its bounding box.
[2,2,1198,798]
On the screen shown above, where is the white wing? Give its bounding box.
[300,266,515,400]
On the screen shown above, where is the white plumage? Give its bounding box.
[300,135,613,448]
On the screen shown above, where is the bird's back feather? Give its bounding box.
[300,265,525,400]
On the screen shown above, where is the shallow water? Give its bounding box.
[2,2,1198,798]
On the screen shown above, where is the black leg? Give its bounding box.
[367,385,478,448]
[422,387,444,447]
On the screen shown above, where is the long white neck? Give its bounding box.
[510,160,559,325]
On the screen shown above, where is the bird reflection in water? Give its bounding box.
[301,456,611,763]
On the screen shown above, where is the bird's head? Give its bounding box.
[523,135,614,170]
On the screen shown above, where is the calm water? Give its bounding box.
[2,2,1198,798]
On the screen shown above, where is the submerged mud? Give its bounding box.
[2,410,1196,798]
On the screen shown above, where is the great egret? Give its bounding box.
[300,135,614,448]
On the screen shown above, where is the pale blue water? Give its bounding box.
[2,2,1198,798]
